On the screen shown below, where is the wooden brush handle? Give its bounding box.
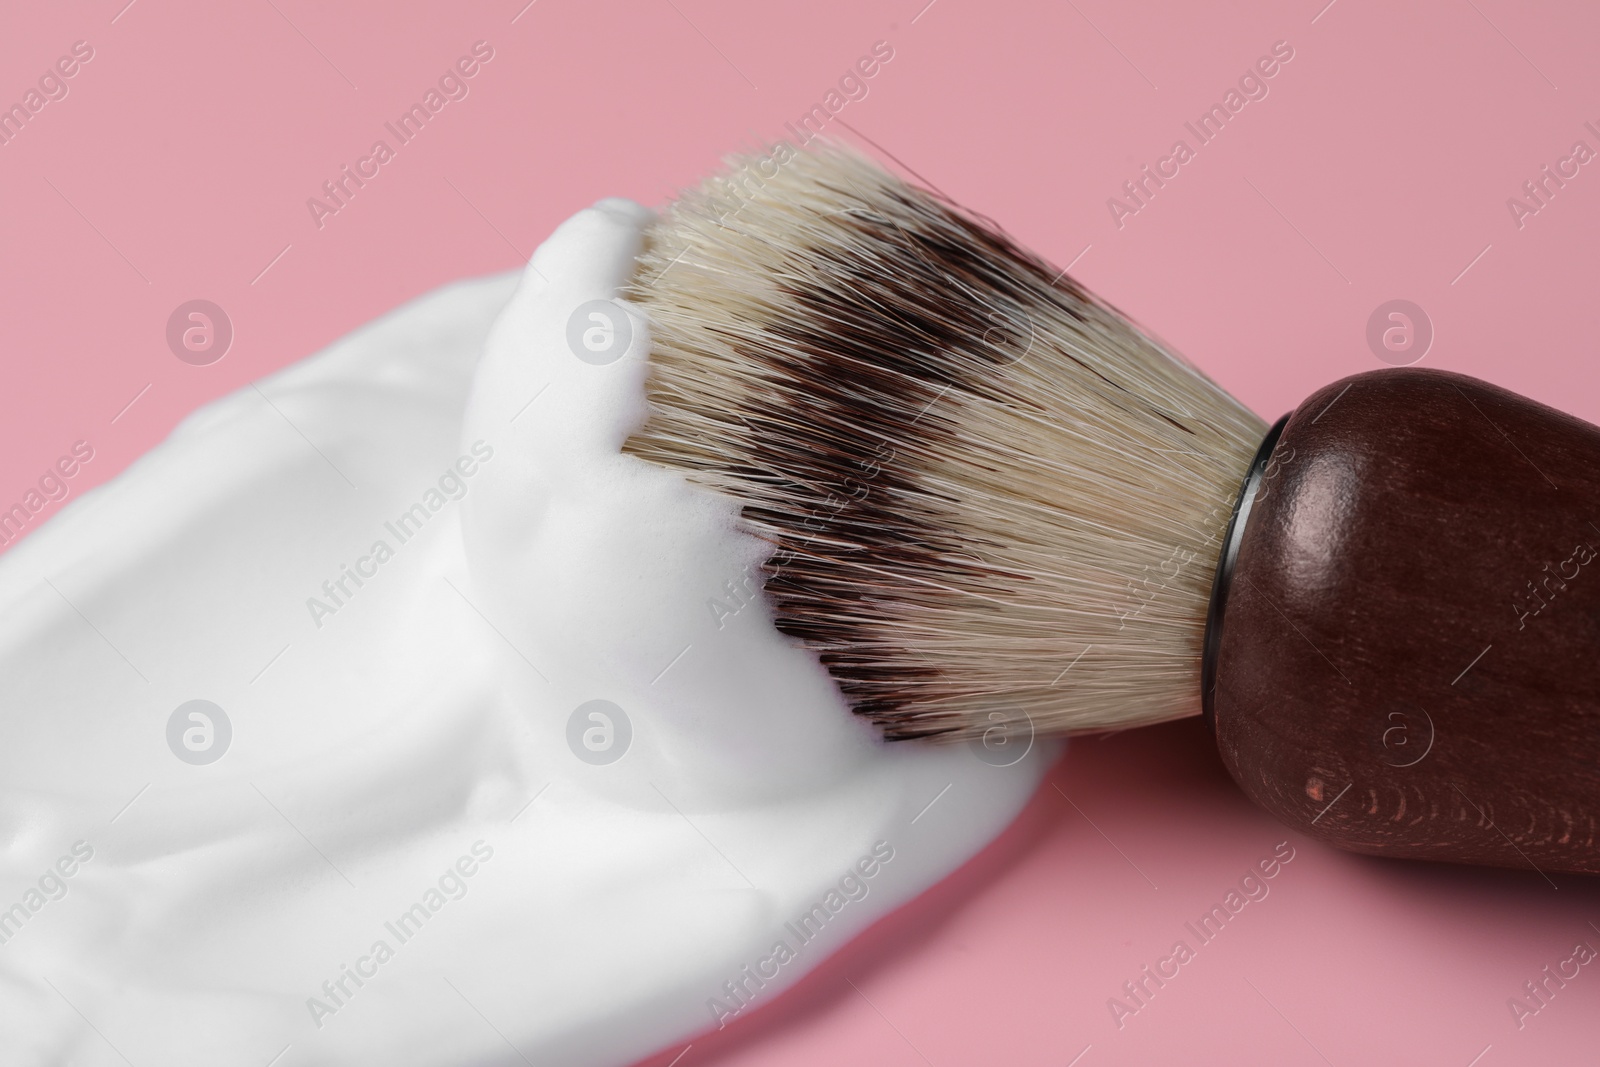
[1209,367,1600,875]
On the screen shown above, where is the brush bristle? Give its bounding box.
[624,143,1268,741]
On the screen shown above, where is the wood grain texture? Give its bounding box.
[1213,367,1600,875]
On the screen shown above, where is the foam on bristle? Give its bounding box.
[625,143,1268,740]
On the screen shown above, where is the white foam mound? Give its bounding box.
[0,199,1053,1066]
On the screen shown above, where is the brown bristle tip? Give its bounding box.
[623,142,1267,743]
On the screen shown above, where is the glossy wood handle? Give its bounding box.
[1212,367,1600,875]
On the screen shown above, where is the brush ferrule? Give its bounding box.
[1201,412,1290,732]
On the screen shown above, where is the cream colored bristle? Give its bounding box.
[624,143,1268,741]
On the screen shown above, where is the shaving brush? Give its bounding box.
[623,144,1600,876]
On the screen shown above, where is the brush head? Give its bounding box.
[624,144,1268,741]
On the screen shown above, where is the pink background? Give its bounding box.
[4,0,1600,1063]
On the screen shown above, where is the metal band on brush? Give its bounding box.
[1200,412,1290,732]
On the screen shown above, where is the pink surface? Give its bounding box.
[3,0,1598,1063]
